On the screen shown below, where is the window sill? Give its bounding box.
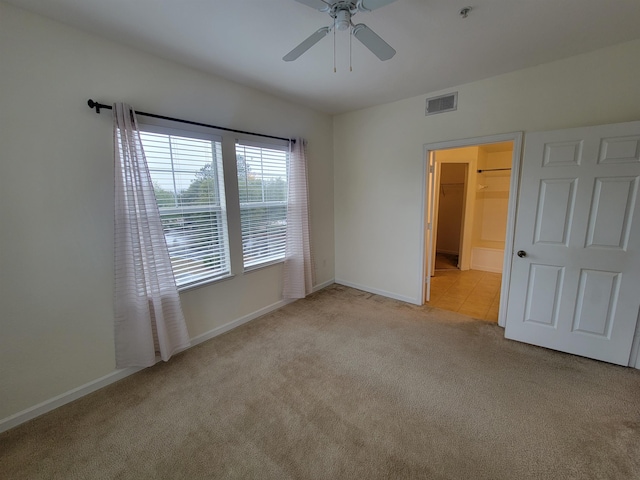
[243,258,285,273]
[177,273,235,293]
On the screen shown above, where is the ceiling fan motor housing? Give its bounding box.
[335,8,351,30]
[330,1,358,30]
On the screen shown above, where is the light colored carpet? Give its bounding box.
[1,285,639,479]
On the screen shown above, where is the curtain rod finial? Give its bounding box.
[87,99,100,114]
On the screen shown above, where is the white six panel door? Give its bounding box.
[505,121,640,365]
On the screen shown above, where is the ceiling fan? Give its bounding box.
[283,0,398,63]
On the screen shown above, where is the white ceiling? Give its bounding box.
[7,0,640,115]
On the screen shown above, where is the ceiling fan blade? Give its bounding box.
[293,0,332,11]
[352,23,396,61]
[283,26,331,62]
[358,0,398,12]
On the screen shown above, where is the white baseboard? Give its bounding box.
[0,367,144,434]
[334,279,420,305]
[312,279,335,292]
[189,298,297,347]
[470,247,504,273]
[0,280,335,434]
[471,265,503,273]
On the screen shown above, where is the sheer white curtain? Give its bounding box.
[283,138,314,299]
[113,103,190,368]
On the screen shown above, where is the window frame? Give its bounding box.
[139,123,233,291]
[136,118,293,290]
[235,139,290,272]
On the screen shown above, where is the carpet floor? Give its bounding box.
[1,285,639,479]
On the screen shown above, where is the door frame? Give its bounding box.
[421,132,523,327]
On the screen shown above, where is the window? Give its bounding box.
[140,128,231,288]
[235,141,289,269]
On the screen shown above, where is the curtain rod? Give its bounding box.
[87,99,293,143]
[477,168,511,173]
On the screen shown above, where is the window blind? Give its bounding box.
[140,130,230,288]
[235,141,289,269]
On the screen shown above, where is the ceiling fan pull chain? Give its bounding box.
[333,25,337,73]
[350,24,353,72]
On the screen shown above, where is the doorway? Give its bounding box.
[422,133,523,327]
[434,163,466,271]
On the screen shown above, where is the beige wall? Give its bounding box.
[334,38,640,304]
[473,149,512,250]
[0,3,334,421]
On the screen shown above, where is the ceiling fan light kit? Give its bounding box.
[284,0,398,68]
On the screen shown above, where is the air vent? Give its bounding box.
[425,92,458,116]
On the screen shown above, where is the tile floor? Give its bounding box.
[428,268,502,322]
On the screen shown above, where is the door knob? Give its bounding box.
[517,250,527,258]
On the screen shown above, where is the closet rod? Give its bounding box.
[477,168,511,173]
[87,99,294,143]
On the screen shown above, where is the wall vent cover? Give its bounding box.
[425,92,458,115]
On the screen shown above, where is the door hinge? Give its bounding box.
[429,165,434,173]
